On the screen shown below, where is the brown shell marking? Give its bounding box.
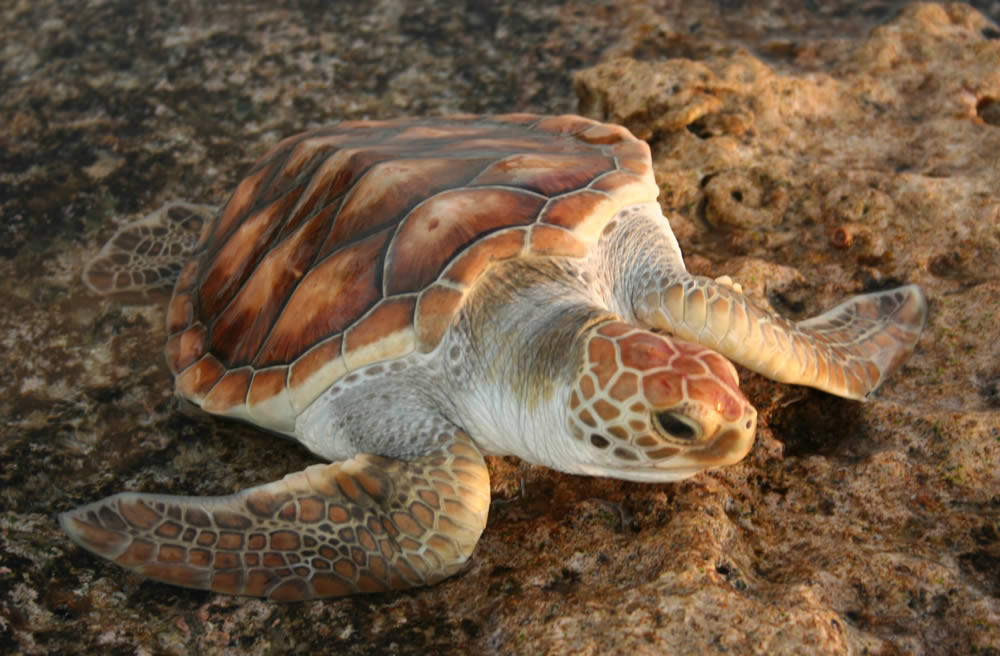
[385,188,546,295]
[167,114,658,429]
[255,228,390,368]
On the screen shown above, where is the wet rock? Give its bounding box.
[571,3,1000,653]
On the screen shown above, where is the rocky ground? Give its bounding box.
[2,1,999,654]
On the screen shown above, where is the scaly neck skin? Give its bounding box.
[598,202,689,323]
[441,256,617,468]
[440,250,758,482]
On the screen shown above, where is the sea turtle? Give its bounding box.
[61,113,927,601]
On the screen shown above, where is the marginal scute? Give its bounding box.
[528,224,588,258]
[246,367,296,433]
[617,157,653,179]
[540,190,616,239]
[175,355,226,402]
[166,323,207,373]
[247,368,288,407]
[440,228,526,288]
[166,292,193,335]
[287,336,346,413]
[259,129,318,169]
[275,186,327,243]
[609,138,651,162]
[415,285,466,350]
[533,114,598,135]
[195,211,216,250]
[293,150,375,240]
[590,170,658,205]
[578,122,633,144]
[201,368,252,415]
[343,297,417,370]
[175,259,200,295]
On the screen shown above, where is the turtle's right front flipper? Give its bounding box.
[637,276,927,400]
[60,432,490,601]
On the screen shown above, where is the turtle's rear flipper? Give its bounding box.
[83,203,216,298]
[60,432,490,601]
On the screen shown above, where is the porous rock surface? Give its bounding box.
[2,2,999,655]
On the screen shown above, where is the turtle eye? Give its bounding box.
[652,411,702,443]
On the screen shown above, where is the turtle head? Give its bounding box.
[567,321,757,482]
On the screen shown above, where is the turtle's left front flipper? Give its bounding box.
[638,276,927,400]
[60,432,490,601]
